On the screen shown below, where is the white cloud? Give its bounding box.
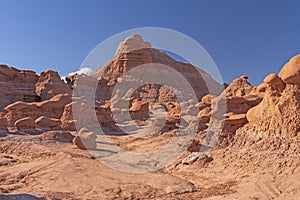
[68,67,93,76]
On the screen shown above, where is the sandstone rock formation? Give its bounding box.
[243,84,300,137]
[35,116,61,129]
[65,73,78,89]
[88,34,224,133]
[115,34,152,56]
[223,113,247,133]
[278,54,300,84]
[264,73,285,92]
[14,117,36,130]
[0,65,40,111]
[0,65,73,131]
[73,129,97,150]
[0,112,8,130]
[190,75,263,149]
[5,94,71,127]
[1,35,298,159]
[237,54,300,138]
[60,102,76,131]
[35,70,72,101]
[93,47,222,102]
[129,101,149,120]
[212,76,261,133]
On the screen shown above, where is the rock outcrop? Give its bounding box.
[115,34,152,56]
[73,129,97,150]
[89,34,224,132]
[243,84,300,137]
[14,117,36,130]
[5,94,71,127]
[237,54,300,138]
[1,35,298,153]
[0,65,40,111]
[0,112,8,130]
[35,70,72,101]
[60,102,76,131]
[129,101,149,120]
[278,54,300,84]
[213,76,261,134]
[35,116,61,129]
[264,73,285,92]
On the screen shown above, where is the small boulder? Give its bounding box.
[182,152,209,165]
[73,130,97,150]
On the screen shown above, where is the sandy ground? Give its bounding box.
[0,130,299,200]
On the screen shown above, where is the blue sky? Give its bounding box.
[0,0,299,85]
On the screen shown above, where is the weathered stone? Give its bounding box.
[264,73,285,92]
[278,54,300,84]
[35,116,61,129]
[35,70,71,101]
[14,117,36,130]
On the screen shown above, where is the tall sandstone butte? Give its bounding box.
[69,34,225,132]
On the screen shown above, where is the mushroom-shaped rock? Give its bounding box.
[278,54,300,84]
[35,116,61,129]
[264,73,285,92]
[15,117,36,130]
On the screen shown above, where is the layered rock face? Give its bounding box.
[115,34,152,56]
[0,65,40,111]
[93,44,222,101]
[222,76,262,133]
[0,65,73,131]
